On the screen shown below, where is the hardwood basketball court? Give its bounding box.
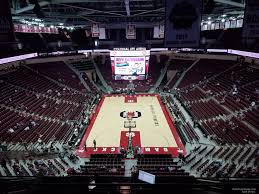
[76,94,185,157]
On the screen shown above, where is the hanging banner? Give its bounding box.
[99,27,106,39]
[13,24,58,34]
[243,0,259,38]
[126,24,136,39]
[215,23,220,30]
[153,25,160,38]
[165,0,202,47]
[237,19,243,28]
[159,25,165,38]
[91,23,100,37]
[154,25,164,39]
[0,0,15,43]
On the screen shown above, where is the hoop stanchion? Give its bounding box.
[124,111,136,158]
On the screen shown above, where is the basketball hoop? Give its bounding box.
[124,120,136,128]
[124,112,136,159]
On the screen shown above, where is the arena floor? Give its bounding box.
[76,94,185,157]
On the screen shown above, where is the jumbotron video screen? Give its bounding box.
[110,48,150,80]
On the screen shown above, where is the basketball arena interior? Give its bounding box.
[0,0,258,194]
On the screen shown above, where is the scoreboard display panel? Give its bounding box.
[110,48,150,80]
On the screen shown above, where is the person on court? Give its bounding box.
[93,139,96,150]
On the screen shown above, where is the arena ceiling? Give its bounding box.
[10,0,245,28]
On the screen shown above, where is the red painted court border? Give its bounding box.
[76,96,105,157]
[156,95,186,156]
[76,94,186,158]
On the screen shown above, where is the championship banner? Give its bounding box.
[126,24,136,39]
[243,0,259,38]
[237,19,243,28]
[153,25,160,38]
[91,23,100,37]
[159,25,165,38]
[165,0,202,47]
[0,0,15,43]
[99,27,106,39]
[153,25,164,39]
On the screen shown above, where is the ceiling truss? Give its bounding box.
[10,0,245,28]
